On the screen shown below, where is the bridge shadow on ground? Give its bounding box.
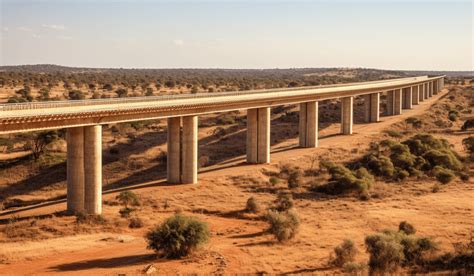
[48,253,156,272]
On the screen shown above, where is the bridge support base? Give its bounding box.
[363,93,380,123]
[412,85,419,105]
[67,127,85,213]
[299,102,318,148]
[418,84,424,102]
[247,107,270,164]
[402,87,413,109]
[341,96,353,135]
[67,125,102,215]
[167,117,181,184]
[387,89,402,115]
[182,116,198,184]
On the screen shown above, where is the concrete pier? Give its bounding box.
[84,125,102,215]
[363,93,380,123]
[167,117,181,184]
[402,87,412,109]
[424,83,429,99]
[412,85,419,105]
[419,84,424,102]
[341,96,353,135]
[182,116,198,184]
[66,127,85,213]
[247,107,270,163]
[394,89,402,115]
[299,101,318,147]
[428,82,433,97]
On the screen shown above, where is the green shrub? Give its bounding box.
[401,236,437,265]
[265,209,299,242]
[365,154,395,177]
[384,130,403,138]
[146,214,209,258]
[462,136,474,154]
[333,239,357,267]
[129,217,144,228]
[269,176,280,186]
[116,191,140,208]
[274,193,294,212]
[75,212,107,225]
[119,207,135,218]
[399,221,416,235]
[245,196,260,213]
[365,233,404,273]
[423,150,462,171]
[287,169,303,189]
[315,161,374,196]
[448,110,459,122]
[432,166,455,184]
[405,117,423,128]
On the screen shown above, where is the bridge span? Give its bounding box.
[0,76,445,215]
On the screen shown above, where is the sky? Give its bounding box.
[0,0,472,70]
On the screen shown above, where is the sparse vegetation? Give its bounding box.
[332,239,358,267]
[245,196,260,213]
[265,209,300,242]
[145,214,210,258]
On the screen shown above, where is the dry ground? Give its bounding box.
[0,84,472,274]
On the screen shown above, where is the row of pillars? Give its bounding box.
[65,79,444,215]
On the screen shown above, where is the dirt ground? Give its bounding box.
[0,85,472,274]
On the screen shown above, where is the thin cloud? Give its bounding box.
[42,24,65,30]
[173,39,184,46]
[17,27,32,32]
[2,27,9,32]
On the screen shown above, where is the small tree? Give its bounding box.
[146,214,209,258]
[116,191,140,208]
[115,88,128,98]
[68,90,85,100]
[30,131,59,160]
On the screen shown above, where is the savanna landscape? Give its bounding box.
[0,66,472,274]
[1,0,473,275]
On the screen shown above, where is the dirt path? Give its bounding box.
[2,90,472,275]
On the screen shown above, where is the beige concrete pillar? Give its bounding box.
[412,86,419,105]
[394,89,402,115]
[434,80,439,94]
[429,82,433,97]
[424,83,429,99]
[364,93,380,122]
[246,109,258,163]
[402,87,412,109]
[419,84,424,102]
[167,117,181,184]
[341,96,353,135]
[257,107,270,163]
[66,127,85,213]
[84,125,102,215]
[299,102,318,147]
[182,116,198,184]
[247,107,270,163]
[386,90,394,115]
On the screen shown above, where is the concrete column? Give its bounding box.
[246,108,258,163]
[402,87,412,109]
[424,83,429,99]
[419,84,424,102]
[66,127,85,213]
[246,107,271,164]
[394,89,402,115]
[167,117,181,184]
[341,96,353,135]
[257,107,271,163]
[429,82,433,97]
[434,80,439,94]
[386,90,394,115]
[299,102,318,147]
[182,116,198,184]
[84,125,102,215]
[364,93,380,122]
[412,86,419,105]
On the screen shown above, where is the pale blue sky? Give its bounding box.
[0,0,472,70]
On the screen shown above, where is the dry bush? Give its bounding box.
[129,217,144,228]
[146,214,209,258]
[265,209,299,242]
[274,192,294,212]
[332,239,358,267]
[399,221,416,235]
[245,196,260,213]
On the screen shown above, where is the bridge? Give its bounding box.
[0,76,445,215]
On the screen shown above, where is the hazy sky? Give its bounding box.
[0,0,472,70]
